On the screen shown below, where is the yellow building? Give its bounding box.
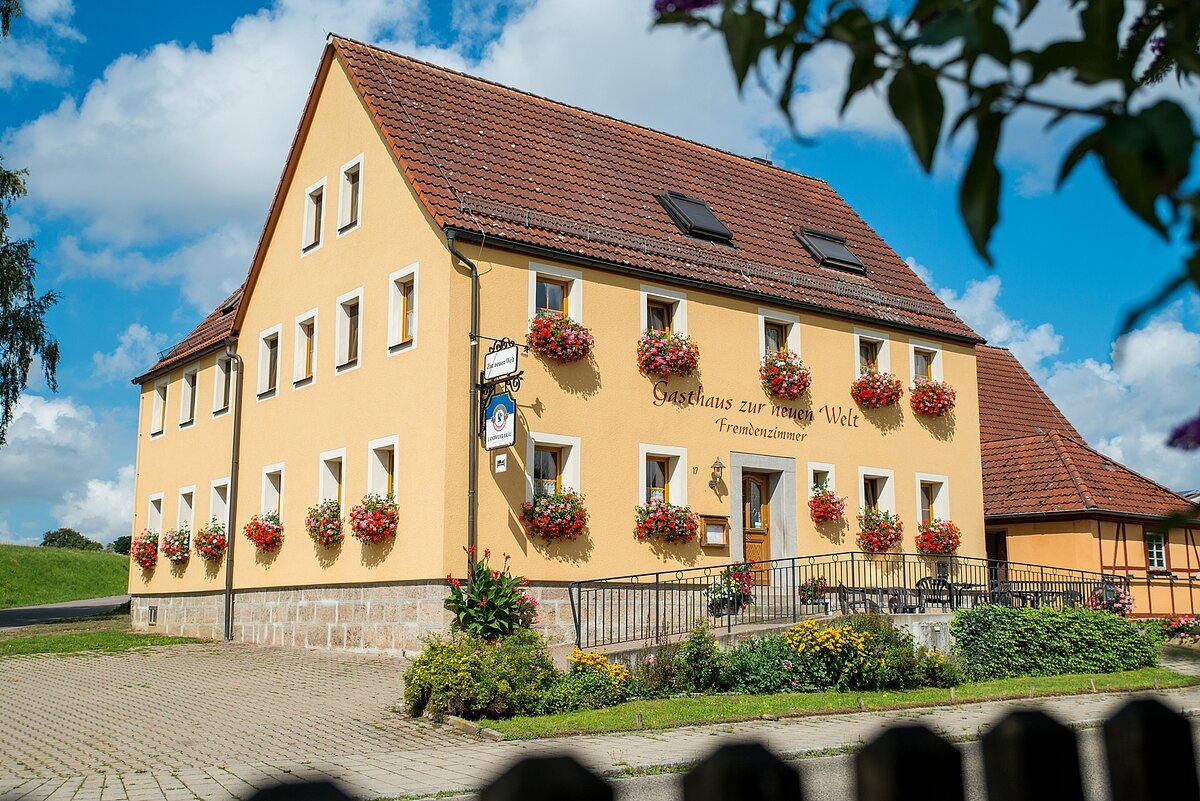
[129,35,992,653]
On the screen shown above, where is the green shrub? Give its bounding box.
[403,629,555,720]
[674,620,725,692]
[723,635,797,694]
[843,614,921,690]
[630,640,679,698]
[444,549,537,640]
[916,646,963,687]
[537,668,629,714]
[950,605,1161,681]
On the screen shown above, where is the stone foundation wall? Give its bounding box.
[131,582,575,657]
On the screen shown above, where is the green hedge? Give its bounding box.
[950,605,1161,681]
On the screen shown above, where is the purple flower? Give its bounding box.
[1169,413,1200,451]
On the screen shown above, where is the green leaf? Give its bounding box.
[842,48,885,114]
[959,113,1002,264]
[1017,0,1039,24]
[888,63,945,173]
[721,7,768,89]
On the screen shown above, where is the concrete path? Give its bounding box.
[1,642,1197,801]
[0,597,129,629]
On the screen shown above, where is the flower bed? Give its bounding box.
[915,519,961,555]
[445,548,538,639]
[130,531,158,571]
[708,562,754,615]
[856,508,903,552]
[910,378,957,416]
[526,313,594,364]
[244,512,284,552]
[808,484,846,523]
[305,499,344,547]
[193,520,228,561]
[850,369,903,409]
[1161,615,1200,644]
[349,494,399,544]
[520,490,589,542]
[634,499,699,544]
[636,330,699,377]
[161,527,190,563]
[759,351,811,399]
[1087,584,1135,617]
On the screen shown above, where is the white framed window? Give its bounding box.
[294,308,318,386]
[640,285,687,335]
[336,287,363,372]
[1146,532,1168,571]
[908,339,944,382]
[262,463,284,517]
[319,449,346,504]
[151,380,168,436]
[528,263,583,323]
[337,154,364,235]
[257,325,282,399]
[388,264,419,352]
[147,493,164,534]
[302,178,326,254]
[177,487,195,531]
[638,444,687,506]
[854,328,890,375]
[858,467,896,514]
[210,478,230,532]
[213,356,234,416]
[367,435,399,497]
[525,432,581,502]
[914,473,950,523]
[808,462,837,495]
[759,309,800,357]
[179,366,199,427]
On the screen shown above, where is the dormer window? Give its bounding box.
[796,227,864,273]
[657,191,733,243]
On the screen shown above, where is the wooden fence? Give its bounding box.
[243,698,1196,801]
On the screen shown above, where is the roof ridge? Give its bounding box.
[1047,430,1097,509]
[1057,429,1197,505]
[327,33,828,185]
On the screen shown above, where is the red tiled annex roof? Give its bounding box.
[976,345,1081,442]
[982,431,1196,521]
[330,35,980,342]
[133,287,242,384]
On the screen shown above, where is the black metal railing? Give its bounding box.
[567,551,1126,649]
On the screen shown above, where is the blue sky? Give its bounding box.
[0,0,1196,545]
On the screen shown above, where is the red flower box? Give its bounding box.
[856,508,903,553]
[637,330,699,377]
[349,494,399,544]
[915,519,961,554]
[850,369,903,409]
[305,499,344,547]
[161,527,190,563]
[910,378,956,416]
[193,520,228,561]
[521,490,589,542]
[526,313,595,364]
[808,485,846,524]
[760,351,812,399]
[244,512,284,552]
[130,531,158,571]
[634,500,699,544]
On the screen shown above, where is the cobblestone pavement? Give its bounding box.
[3,643,1200,801]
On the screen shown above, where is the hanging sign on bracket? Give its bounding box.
[483,392,516,450]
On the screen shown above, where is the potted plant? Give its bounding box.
[707,562,754,616]
[760,351,812,399]
[349,494,399,544]
[856,508,903,553]
[910,377,957,416]
[305,499,344,547]
[1086,583,1135,617]
[850,368,903,409]
[244,512,284,552]
[634,499,699,544]
[808,484,846,524]
[520,489,589,542]
[915,519,962,555]
[636,329,700,377]
[797,576,829,612]
[130,530,159,571]
[193,518,228,561]
[161,526,190,563]
[526,313,595,364]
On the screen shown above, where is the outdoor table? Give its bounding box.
[950,582,981,608]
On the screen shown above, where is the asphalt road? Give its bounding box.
[0,595,129,628]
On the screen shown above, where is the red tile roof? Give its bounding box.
[982,431,1196,521]
[133,287,242,383]
[976,345,1081,442]
[330,35,980,342]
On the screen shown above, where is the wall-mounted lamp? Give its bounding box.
[709,458,726,489]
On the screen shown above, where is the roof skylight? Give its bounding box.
[658,191,733,243]
[796,227,865,273]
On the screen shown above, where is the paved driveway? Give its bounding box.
[0,597,130,629]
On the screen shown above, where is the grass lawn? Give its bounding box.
[0,611,200,656]
[483,667,1197,740]
[0,543,129,608]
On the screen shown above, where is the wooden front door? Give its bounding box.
[986,529,1009,582]
[742,474,771,586]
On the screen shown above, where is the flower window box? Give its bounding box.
[130,531,159,571]
[521,489,589,542]
[244,512,284,552]
[634,499,699,544]
[305,499,344,548]
[808,485,846,524]
[915,519,961,555]
[161,527,190,563]
[910,378,956,416]
[349,494,399,544]
[856,508,903,553]
[636,330,699,377]
[526,314,595,364]
[760,351,812,399]
[850,368,903,409]
[193,519,228,561]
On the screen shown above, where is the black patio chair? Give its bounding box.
[887,587,923,614]
[837,583,880,615]
[1061,589,1083,608]
[916,577,954,610]
[989,580,1015,607]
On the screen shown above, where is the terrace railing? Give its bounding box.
[567,551,1126,649]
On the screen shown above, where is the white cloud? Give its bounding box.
[21,0,83,41]
[92,323,169,383]
[52,464,135,542]
[933,273,1064,370]
[0,37,68,89]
